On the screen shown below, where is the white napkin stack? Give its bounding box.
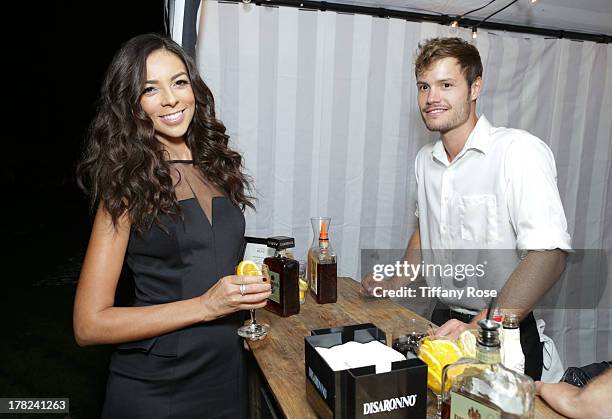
[315,340,406,374]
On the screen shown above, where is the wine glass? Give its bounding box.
[237,263,270,339]
[418,335,461,418]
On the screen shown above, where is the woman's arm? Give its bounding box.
[73,205,270,346]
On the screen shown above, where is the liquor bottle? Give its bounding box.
[310,223,337,304]
[307,217,330,291]
[441,319,535,419]
[492,308,503,325]
[263,236,300,317]
[502,313,525,374]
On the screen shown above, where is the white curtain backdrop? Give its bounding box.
[184,0,611,368]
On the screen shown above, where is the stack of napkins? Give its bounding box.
[315,340,406,374]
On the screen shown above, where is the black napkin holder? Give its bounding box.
[304,323,427,418]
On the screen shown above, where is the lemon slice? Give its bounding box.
[298,278,309,292]
[439,348,462,367]
[429,339,461,354]
[418,347,442,376]
[443,364,467,393]
[458,330,477,358]
[419,339,434,353]
[427,368,442,394]
[236,260,262,276]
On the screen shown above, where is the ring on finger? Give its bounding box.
[239,283,246,296]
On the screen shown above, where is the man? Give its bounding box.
[362,37,571,380]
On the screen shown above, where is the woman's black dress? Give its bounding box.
[102,162,247,419]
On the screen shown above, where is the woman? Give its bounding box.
[74,33,270,418]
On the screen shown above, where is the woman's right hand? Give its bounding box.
[199,275,271,322]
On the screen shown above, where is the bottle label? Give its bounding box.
[450,391,501,419]
[476,347,501,364]
[501,329,525,373]
[268,270,281,304]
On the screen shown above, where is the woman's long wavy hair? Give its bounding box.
[77,33,254,232]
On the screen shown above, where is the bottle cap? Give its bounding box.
[319,223,329,240]
[266,236,295,250]
[477,319,501,347]
[492,308,503,323]
[502,313,520,329]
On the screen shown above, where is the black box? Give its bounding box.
[305,323,427,418]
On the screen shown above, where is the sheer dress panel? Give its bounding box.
[169,160,224,225]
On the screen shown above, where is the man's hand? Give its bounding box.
[435,319,477,340]
[360,273,402,296]
[360,272,379,296]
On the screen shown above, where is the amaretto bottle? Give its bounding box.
[441,319,535,419]
[310,223,337,304]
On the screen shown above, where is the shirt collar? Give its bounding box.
[465,115,492,154]
[431,115,492,165]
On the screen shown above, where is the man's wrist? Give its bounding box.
[470,310,487,325]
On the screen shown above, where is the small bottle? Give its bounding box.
[307,217,330,290]
[502,313,525,374]
[441,319,535,419]
[310,223,337,304]
[491,308,503,325]
[263,236,300,317]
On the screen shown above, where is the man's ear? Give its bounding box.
[470,77,482,101]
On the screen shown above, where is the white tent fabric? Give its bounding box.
[180,0,611,368]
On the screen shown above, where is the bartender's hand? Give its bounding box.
[199,275,271,322]
[435,319,477,340]
[360,273,402,296]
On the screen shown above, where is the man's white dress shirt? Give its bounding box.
[415,115,571,312]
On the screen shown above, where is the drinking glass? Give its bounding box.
[298,260,307,304]
[237,264,270,339]
[418,335,461,417]
[391,318,429,357]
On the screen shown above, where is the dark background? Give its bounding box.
[3,2,165,417]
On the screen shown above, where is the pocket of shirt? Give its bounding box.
[458,194,498,244]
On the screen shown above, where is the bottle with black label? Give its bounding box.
[263,236,300,317]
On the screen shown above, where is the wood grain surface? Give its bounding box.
[247,277,564,418]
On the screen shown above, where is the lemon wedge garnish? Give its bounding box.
[236,260,262,276]
[418,337,463,394]
[298,278,309,292]
[429,339,461,354]
[458,330,477,358]
[419,347,442,376]
[427,368,442,394]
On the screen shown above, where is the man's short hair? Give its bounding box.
[415,37,483,86]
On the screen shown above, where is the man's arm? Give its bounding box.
[360,226,421,296]
[437,249,567,338]
[470,249,567,323]
[437,135,571,338]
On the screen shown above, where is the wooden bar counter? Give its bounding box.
[246,277,563,418]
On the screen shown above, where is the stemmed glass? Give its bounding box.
[417,333,460,418]
[237,264,270,339]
